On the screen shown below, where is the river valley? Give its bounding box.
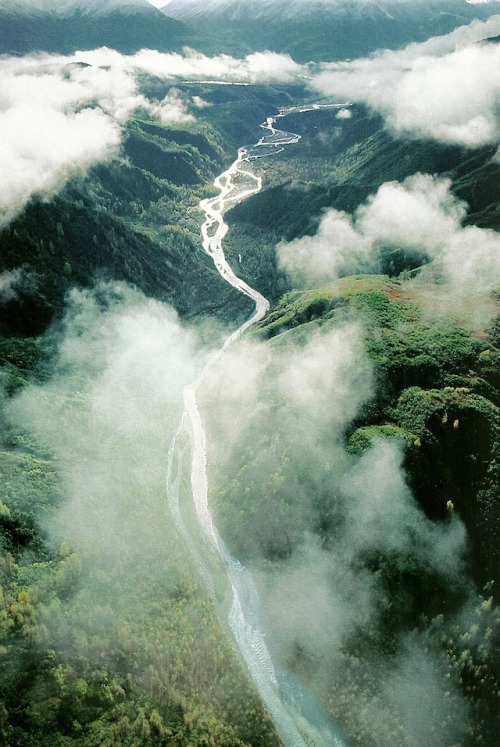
[166,114,349,747]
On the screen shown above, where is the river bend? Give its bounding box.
[166,115,348,747]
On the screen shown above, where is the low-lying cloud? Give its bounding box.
[0,59,122,227]
[0,47,305,228]
[202,315,472,745]
[7,281,204,560]
[278,172,500,293]
[0,268,25,302]
[6,278,476,746]
[73,46,306,84]
[312,15,500,149]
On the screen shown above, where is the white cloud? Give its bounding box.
[8,282,202,558]
[149,88,195,124]
[277,208,372,285]
[73,46,306,84]
[278,173,500,293]
[312,15,500,148]
[335,107,352,120]
[339,439,467,577]
[0,47,307,227]
[192,95,211,109]
[0,57,136,227]
[204,318,471,744]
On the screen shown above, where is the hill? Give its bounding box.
[0,8,499,746]
[0,0,203,55]
[163,0,500,60]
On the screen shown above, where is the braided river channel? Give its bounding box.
[166,112,349,747]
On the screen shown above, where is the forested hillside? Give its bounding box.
[0,92,280,747]
[0,4,499,746]
[0,0,203,55]
[164,0,500,61]
[202,100,500,747]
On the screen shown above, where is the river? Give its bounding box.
[166,114,349,747]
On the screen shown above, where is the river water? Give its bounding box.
[166,115,349,747]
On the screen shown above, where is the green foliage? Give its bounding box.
[0,75,499,747]
[326,586,500,747]
[0,337,55,397]
[0,350,280,747]
[258,276,491,394]
[225,105,500,278]
[0,112,257,339]
[124,121,220,186]
[346,425,418,456]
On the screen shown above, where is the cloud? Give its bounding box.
[0,268,24,302]
[260,536,375,669]
[0,46,308,228]
[149,88,195,124]
[7,282,203,560]
[260,438,467,661]
[0,52,156,228]
[311,15,500,148]
[339,439,467,578]
[335,107,352,120]
[192,95,211,109]
[0,59,123,227]
[202,312,471,744]
[278,173,500,293]
[203,322,374,484]
[74,46,307,84]
[354,631,471,747]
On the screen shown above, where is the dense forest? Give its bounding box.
[1,3,499,746]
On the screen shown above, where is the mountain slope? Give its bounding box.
[0,113,253,342]
[0,0,152,14]
[0,0,203,55]
[0,59,499,747]
[163,0,500,60]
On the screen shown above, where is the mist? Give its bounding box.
[312,14,500,150]
[201,310,475,745]
[0,47,306,227]
[72,46,307,84]
[0,268,25,302]
[7,284,207,580]
[278,172,500,299]
[1,8,498,745]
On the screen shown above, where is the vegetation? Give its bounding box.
[226,105,500,262]
[0,102,288,745]
[254,276,500,580]
[1,75,500,746]
[0,115,254,338]
[205,273,500,746]
[0,365,280,747]
[164,0,500,63]
[0,7,203,56]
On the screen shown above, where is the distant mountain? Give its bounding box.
[163,0,500,60]
[0,0,204,55]
[0,0,151,15]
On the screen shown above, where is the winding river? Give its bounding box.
[166,115,349,747]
